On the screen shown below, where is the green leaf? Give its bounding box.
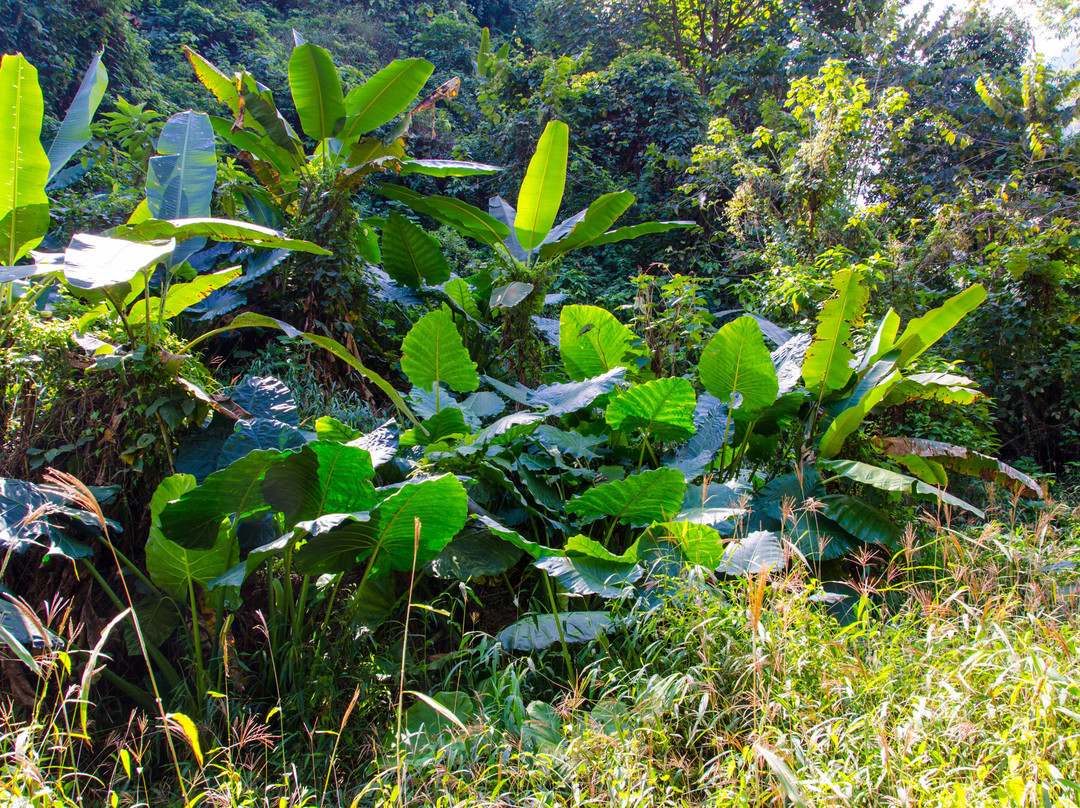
[527,367,626,416]
[127,267,241,324]
[817,359,900,459]
[314,416,362,442]
[605,377,696,441]
[398,159,501,178]
[401,308,479,393]
[717,530,784,575]
[891,285,987,368]
[147,111,217,220]
[559,304,638,381]
[46,52,108,183]
[488,281,533,309]
[473,513,552,559]
[146,474,239,603]
[294,474,468,574]
[184,47,257,130]
[62,234,175,293]
[207,116,301,177]
[875,437,1043,498]
[818,459,985,517]
[238,73,304,156]
[819,494,901,547]
[160,449,290,549]
[538,191,635,260]
[262,442,377,527]
[111,217,330,254]
[427,530,523,579]
[573,220,695,249]
[497,611,615,651]
[515,120,569,251]
[381,211,450,288]
[801,269,869,395]
[442,277,482,321]
[341,59,434,141]
[534,555,642,598]
[699,316,778,413]
[567,468,685,526]
[641,521,726,568]
[376,186,509,247]
[882,373,983,406]
[857,309,900,370]
[0,54,50,264]
[288,42,345,142]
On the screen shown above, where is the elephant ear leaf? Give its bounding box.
[605,377,696,442]
[0,54,50,264]
[262,442,377,528]
[699,315,778,413]
[559,304,638,381]
[567,468,685,526]
[801,269,869,395]
[401,308,479,394]
[46,51,108,183]
[288,40,346,142]
[294,474,468,574]
[515,120,569,251]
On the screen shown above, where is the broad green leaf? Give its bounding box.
[184,47,259,130]
[891,285,987,367]
[559,304,637,381]
[376,186,508,247]
[401,308,479,393]
[563,533,639,563]
[605,377,696,441]
[875,437,1043,498]
[207,116,302,177]
[381,211,450,288]
[488,281,533,309]
[473,513,552,559]
[262,442,377,527]
[398,159,501,177]
[857,309,900,370]
[160,450,290,549]
[883,373,983,406]
[238,73,304,156]
[527,367,626,416]
[818,458,985,517]
[699,316,779,412]
[0,54,50,264]
[62,234,175,293]
[783,512,857,561]
[515,120,569,251]
[567,468,685,526]
[146,474,239,605]
[314,416,362,442]
[111,217,330,254]
[641,521,726,569]
[341,59,434,140]
[819,494,901,547]
[442,277,482,321]
[817,361,901,459]
[127,267,240,324]
[294,475,467,574]
[534,555,642,598]
[497,611,615,651]
[288,42,345,141]
[573,220,696,249]
[147,112,217,220]
[717,530,784,575]
[46,52,108,182]
[538,191,635,260]
[427,530,523,579]
[801,269,868,395]
[488,196,528,260]
[477,27,492,77]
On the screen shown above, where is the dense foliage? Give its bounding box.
[2,0,1079,803]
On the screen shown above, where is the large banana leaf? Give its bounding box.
[605,377,696,442]
[381,211,450,288]
[0,54,50,264]
[875,437,1043,498]
[818,458,984,517]
[801,269,869,395]
[111,217,330,254]
[699,315,778,413]
[398,159,501,178]
[567,468,686,526]
[289,41,346,142]
[538,191,635,260]
[401,308,479,393]
[891,285,987,367]
[262,441,377,527]
[185,47,264,133]
[341,59,434,141]
[559,304,638,381]
[294,474,467,574]
[126,267,240,324]
[62,234,175,293]
[515,121,569,251]
[146,474,239,608]
[856,309,900,371]
[46,52,108,183]
[488,196,528,260]
[376,185,509,247]
[817,358,900,459]
[207,117,301,179]
[882,372,983,406]
[238,73,305,157]
[146,112,217,220]
[571,220,695,249]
